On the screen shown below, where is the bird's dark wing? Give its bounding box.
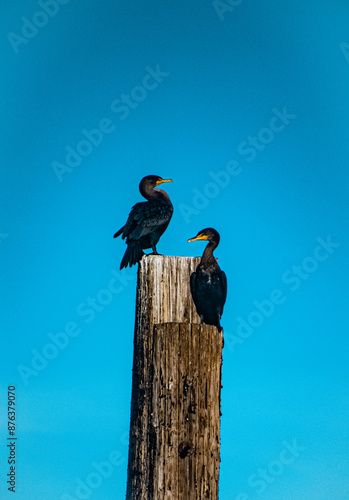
[113,225,125,238]
[220,270,227,305]
[127,200,172,240]
[119,202,146,239]
[113,202,145,239]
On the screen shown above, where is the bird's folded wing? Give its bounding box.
[220,270,228,303]
[126,200,171,239]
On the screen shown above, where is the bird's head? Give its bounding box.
[140,175,173,191]
[139,175,173,200]
[188,228,220,245]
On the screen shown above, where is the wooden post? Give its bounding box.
[126,256,223,500]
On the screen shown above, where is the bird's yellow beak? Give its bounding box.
[155,178,173,186]
[187,233,208,243]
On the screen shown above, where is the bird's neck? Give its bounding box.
[141,187,169,202]
[201,242,217,265]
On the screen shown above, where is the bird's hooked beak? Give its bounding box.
[187,233,209,243]
[155,178,173,186]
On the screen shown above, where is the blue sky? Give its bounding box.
[1,1,349,498]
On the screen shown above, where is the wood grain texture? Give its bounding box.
[126,256,223,500]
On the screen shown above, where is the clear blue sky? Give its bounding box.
[1,1,349,499]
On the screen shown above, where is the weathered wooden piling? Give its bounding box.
[126,256,223,500]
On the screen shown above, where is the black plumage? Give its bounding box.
[114,175,173,269]
[188,228,227,331]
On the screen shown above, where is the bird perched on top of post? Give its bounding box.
[188,228,227,331]
[113,175,173,269]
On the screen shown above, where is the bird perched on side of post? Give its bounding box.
[188,228,227,331]
[114,175,173,269]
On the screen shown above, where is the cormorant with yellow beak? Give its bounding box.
[114,175,173,269]
[188,228,227,331]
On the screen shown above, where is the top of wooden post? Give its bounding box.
[136,255,202,326]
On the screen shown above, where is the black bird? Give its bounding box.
[114,175,173,269]
[188,228,227,331]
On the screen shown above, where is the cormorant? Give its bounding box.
[114,175,173,269]
[188,228,227,331]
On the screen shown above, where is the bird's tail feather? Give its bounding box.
[120,242,144,269]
